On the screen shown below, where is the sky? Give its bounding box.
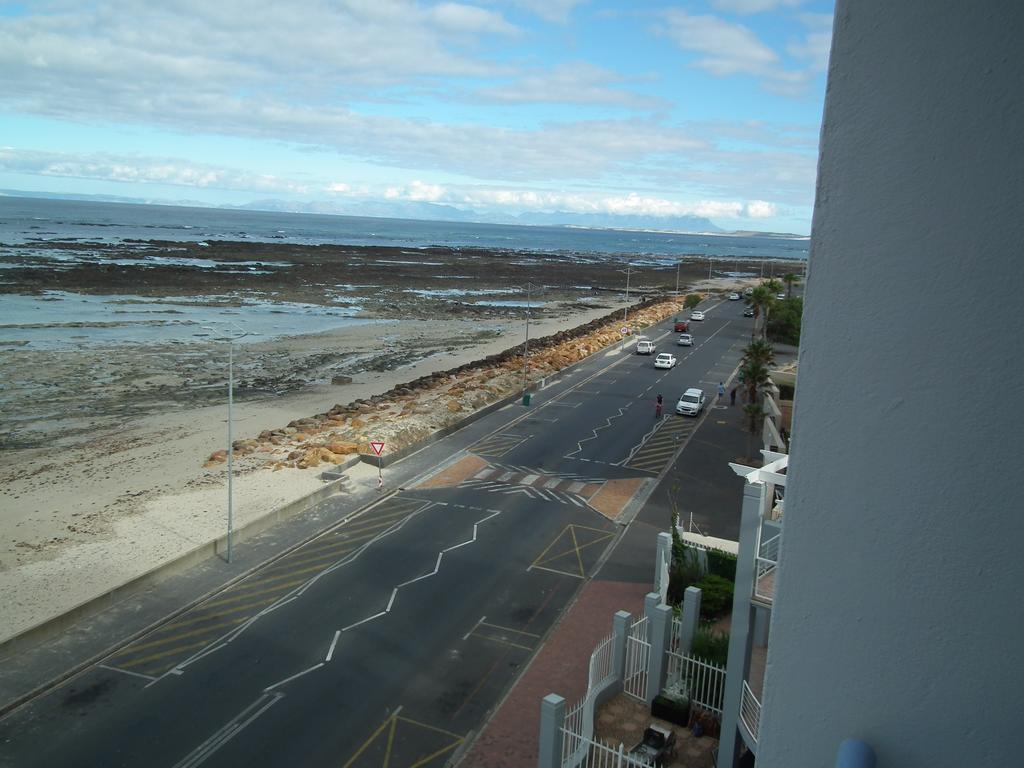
[0,0,834,234]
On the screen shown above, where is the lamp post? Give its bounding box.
[522,281,533,396]
[675,261,681,295]
[204,324,253,564]
[618,262,639,349]
[708,258,713,282]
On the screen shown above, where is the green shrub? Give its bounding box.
[667,545,703,606]
[691,627,730,667]
[705,549,737,582]
[767,297,803,345]
[696,574,734,620]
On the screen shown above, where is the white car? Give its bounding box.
[676,387,706,416]
[776,293,786,300]
[654,353,677,369]
[728,292,741,300]
[677,333,693,346]
[636,340,656,355]
[689,310,706,321]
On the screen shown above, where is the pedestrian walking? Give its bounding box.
[730,387,737,406]
[717,381,725,399]
[655,393,663,417]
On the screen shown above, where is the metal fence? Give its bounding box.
[572,737,656,767]
[561,696,587,764]
[623,616,650,701]
[740,680,762,745]
[665,650,727,715]
[588,630,615,691]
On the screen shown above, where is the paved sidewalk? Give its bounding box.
[461,579,650,768]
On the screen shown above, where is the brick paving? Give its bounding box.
[460,579,650,768]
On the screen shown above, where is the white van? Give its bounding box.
[636,340,656,355]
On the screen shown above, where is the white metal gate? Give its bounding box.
[623,616,650,701]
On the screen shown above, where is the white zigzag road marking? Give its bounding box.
[564,405,631,458]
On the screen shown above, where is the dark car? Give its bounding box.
[743,307,755,317]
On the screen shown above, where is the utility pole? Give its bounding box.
[675,261,681,295]
[522,282,533,396]
[708,258,713,281]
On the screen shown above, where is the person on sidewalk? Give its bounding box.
[717,382,725,399]
[655,393,663,417]
[730,387,737,406]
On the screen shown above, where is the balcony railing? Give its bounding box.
[740,680,762,745]
[753,532,780,604]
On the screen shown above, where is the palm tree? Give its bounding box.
[783,272,799,298]
[683,293,702,311]
[743,338,775,369]
[746,285,774,339]
[763,277,783,296]
[738,358,770,406]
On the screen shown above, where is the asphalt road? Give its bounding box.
[0,296,756,768]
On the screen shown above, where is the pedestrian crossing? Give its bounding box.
[623,415,698,473]
[456,463,605,507]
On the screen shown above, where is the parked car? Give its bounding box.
[673,318,689,333]
[676,387,706,416]
[743,287,754,296]
[743,307,755,317]
[689,310,705,321]
[635,340,656,355]
[677,333,693,346]
[776,293,786,300]
[654,353,677,369]
[629,725,677,767]
[728,292,741,300]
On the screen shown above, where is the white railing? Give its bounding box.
[740,680,762,745]
[623,617,650,702]
[561,696,587,763]
[570,736,656,767]
[589,630,615,691]
[665,651,726,715]
[754,532,780,603]
[657,552,670,604]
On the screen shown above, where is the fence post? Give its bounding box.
[678,585,702,656]
[538,694,566,768]
[644,592,659,627]
[646,604,673,704]
[655,531,672,599]
[612,610,631,684]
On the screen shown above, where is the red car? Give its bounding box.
[673,319,689,333]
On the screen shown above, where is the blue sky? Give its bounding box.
[0,0,833,234]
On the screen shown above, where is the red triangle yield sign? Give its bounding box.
[370,441,385,456]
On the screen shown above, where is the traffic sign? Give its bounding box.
[620,326,629,335]
[370,441,385,456]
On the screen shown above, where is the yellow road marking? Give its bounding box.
[341,713,394,768]
[533,533,614,570]
[114,618,247,657]
[383,715,398,766]
[529,564,585,579]
[117,639,215,669]
[570,525,585,577]
[191,580,306,611]
[409,740,462,768]
[241,561,340,589]
[163,596,282,630]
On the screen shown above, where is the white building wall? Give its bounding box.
[759,2,1024,766]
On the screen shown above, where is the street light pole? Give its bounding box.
[227,340,235,564]
[522,282,532,395]
[708,258,713,281]
[675,261,681,295]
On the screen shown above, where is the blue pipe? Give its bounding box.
[835,739,876,768]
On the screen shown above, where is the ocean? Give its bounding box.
[0,196,808,261]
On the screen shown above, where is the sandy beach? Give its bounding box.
[0,234,789,645]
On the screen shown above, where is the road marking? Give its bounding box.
[325,630,341,662]
[97,664,156,682]
[478,621,541,638]
[171,692,284,768]
[264,663,325,692]
[462,615,486,641]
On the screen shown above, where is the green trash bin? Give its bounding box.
[522,392,532,406]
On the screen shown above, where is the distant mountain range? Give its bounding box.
[1,188,805,237]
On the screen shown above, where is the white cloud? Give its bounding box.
[325,182,352,194]
[389,180,447,202]
[745,200,776,218]
[472,62,660,108]
[787,13,833,73]
[430,3,519,36]
[453,187,753,219]
[498,0,585,24]
[661,9,817,96]
[711,0,803,15]
[0,147,309,193]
